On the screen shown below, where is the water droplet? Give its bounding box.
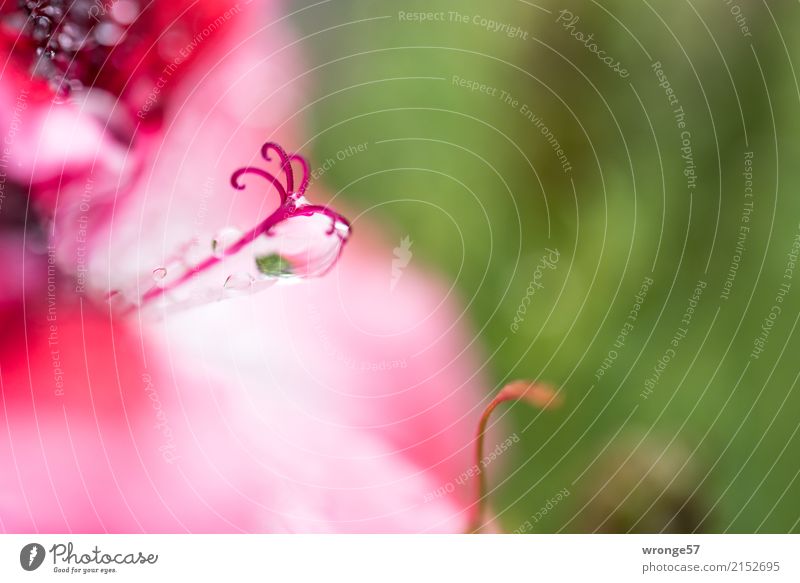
[211,227,243,258]
[255,253,294,278]
[33,16,52,42]
[224,273,254,291]
[152,267,167,283]
[107,289,138,311]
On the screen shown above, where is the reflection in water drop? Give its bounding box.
[152,267,167,281]
[255,253,294,278]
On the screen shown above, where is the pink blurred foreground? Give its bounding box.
[0,0,488,532]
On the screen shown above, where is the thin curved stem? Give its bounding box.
[230,167,288,204]
[289,153,310,195]
[261,142,294,194]
[467,381,560,533]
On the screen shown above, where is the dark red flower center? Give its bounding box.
[2,0,138,98]
[2,0,240,119]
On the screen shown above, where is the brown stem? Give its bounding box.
[467,380,561,533]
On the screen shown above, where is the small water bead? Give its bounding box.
[144,259,191,295]
[223,272,254,291]
[211,226,243,258]
[33,16,52,42]
[107,288,139,311]
[152,267,167,284]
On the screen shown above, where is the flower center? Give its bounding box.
[4,0,139,97]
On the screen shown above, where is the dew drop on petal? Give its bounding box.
[152,267,167,281]
[211,227,243,258]
[107,288,139,311]
[224,272,254,291]
[253,212,348,278]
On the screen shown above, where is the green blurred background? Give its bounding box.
[290,0,800,532]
